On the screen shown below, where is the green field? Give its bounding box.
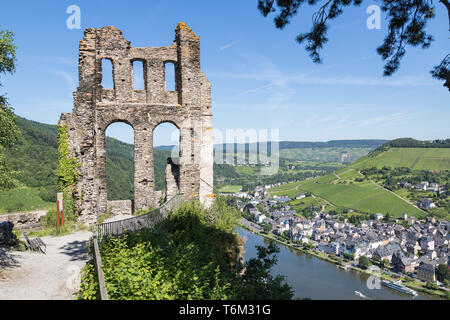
[297,179,425,218]
[217,185,243,194]
[352,148,450,171]
[233,166,258,176]
[0,187,52,214]
[269,170,427,218]
[289,197,322,212]
[269,181,305,198]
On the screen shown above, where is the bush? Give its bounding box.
[43,207,58,227]
[77,201,293,300]
[39,185,58,202]
[358,256,371,269]
[425,282,439,291]
[204,196,240,232]
[5,201,25,213]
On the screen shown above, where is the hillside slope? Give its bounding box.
[270,144,449,219]
[351,147,450,171]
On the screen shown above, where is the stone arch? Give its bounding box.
[153,121,181,201]
[96,119,136,215]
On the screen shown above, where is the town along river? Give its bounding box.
[237,227,438,300]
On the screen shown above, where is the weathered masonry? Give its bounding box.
[59,24,214,224]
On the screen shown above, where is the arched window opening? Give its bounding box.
[164,61,176,91]
[105,122,134,202]
[101,58,114,89]
[132,60,145,90]
[153,122,180,196]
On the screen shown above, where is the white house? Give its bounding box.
[417,198,436,209]
[374,213,384,221]
[416,181,429,191]
[255,214,267,224]
[296,193,306,200]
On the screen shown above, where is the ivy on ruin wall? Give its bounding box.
[55,124,80,219]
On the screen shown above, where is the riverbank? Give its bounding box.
[238,223,447,300]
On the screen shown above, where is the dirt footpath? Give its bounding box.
[0,231,91,300]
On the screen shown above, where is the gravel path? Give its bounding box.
[0,231,91,300]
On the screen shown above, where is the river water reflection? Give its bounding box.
[237,227,438,300]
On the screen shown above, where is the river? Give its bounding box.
[237,227,438,300]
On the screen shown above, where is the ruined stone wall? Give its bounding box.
[165,158,180,201]
[59,24,214,224]
[106,200,133,216]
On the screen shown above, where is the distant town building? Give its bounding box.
[273,196,291,203]
[417,198,436,209]
[296,193,306,200]
[374,213,384,221]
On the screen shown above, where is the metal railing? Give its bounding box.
[91,226,108,300]
[95,194,184,242]
[90,194,184,300]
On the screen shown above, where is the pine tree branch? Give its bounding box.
[439,0,450,30]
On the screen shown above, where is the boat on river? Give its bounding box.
[381,280,418,297]
[354,291,370,299]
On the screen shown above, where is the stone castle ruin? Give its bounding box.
[59,24,214,224]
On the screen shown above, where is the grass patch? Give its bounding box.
[297,179,425,218]
[0,187,52,214]
[20,206,87,238]
[25,221,88,238]
[289,197,322,212]
[217,185,242,194]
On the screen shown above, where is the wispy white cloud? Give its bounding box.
[303,112,419,131]
[38,68,76,93]
[31,56,75,65]
[355,112,418,127]
[219,41,236,52]
[210,70,435,87]
[292,75,435,87]
[209,50,435,95]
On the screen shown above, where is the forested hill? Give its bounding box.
[278,140,389,149]
[368,138,450,158]
[214,139,388,153]
[374,138,450,152]
[4,116,170,202]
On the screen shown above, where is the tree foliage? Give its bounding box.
[77,202,294,300]
[0,29,20,190]
[358,255,371,269]
[436,263,449,282]
[257,0,449,90]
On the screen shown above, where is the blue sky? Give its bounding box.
[0,0,449,145]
